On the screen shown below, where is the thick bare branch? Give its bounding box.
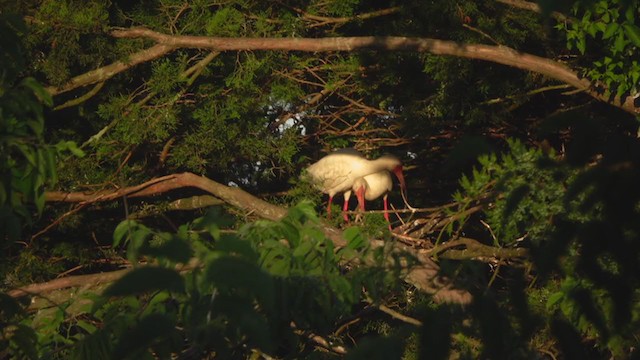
[108,27,638,114]
[8,259,201,303]
[8,267,131,298]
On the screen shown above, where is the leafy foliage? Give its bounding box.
[0,15,84,242]
[11,203,404,359]
[562,0,640,97]
[454,136,640,357]
[455,140,578,246]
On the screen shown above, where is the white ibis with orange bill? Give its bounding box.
[350,170,394,226]
[306,148,410,219]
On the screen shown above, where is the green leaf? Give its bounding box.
[34,186,45,214]
[602,23,619,39]
[261,247,290,276]
[128,227,152,262]
[278,220,301,247]
[343,226,366,250]
[15,143,36,166]
[329,275,355,303]
[65,141,85,157]
[25,120,43,136]
[44,147,57,185]
[292,239,313,259]
[547,291,565,309]
[625,5,637,22]
[103,267,185,296]
[623,24,640,47]
[21,77,53,107]
[207,222,221,240]
[337,247,358,262]
[113,220,137,247]
[287,200,318,223]
[614,31,627,53]
[75,319,98,334]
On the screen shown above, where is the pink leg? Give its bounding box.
[327,195,333,217]
[383,194,392,230]
[343,191,351,222]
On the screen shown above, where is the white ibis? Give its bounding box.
[350,170,394,225]
[306,148,407,219]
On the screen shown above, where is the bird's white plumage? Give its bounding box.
[306,149,401,197]
[305,148,407,222]
[360,171,393,201]
[348,171,394,227]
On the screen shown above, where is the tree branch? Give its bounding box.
[428,237,528,260]
[289,6,402,28]
[46,43,176,96]
[108,27,638,114]
[7,259,201,307]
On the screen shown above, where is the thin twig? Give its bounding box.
[30,203,89,242]
[53,82,105,110]
[377,304,423,326]
[462,24,501,45]
[291,322,348,355]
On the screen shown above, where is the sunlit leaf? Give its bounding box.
[547,291,565,309]
[292,239,313,259]
[343,226,366,250]
[623,24,640,47]
[603,23,619,39]
[64,141,86,157]
[113,220,137,247]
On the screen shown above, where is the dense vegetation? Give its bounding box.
[1,0,639,358]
